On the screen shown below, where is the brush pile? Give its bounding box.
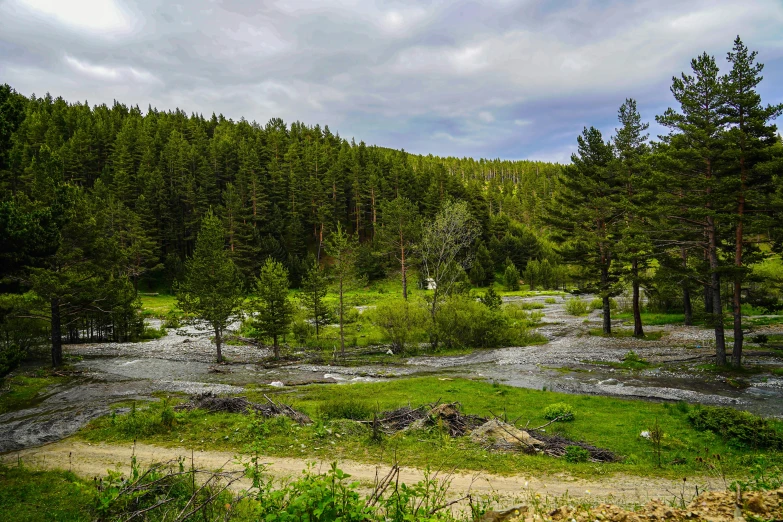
[375,402,486,436]
[175,392,312,424]
[530,430,620,463]
[374,402,618,463]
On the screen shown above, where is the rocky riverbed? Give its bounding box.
[2,295,782,453]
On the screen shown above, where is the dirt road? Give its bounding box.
[3,439,721,507]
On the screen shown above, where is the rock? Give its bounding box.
[269,381,284,387]
[470,419,545,449]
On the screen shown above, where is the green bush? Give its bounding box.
[503,262,521,291]
[479,287,503,310]
[371,299,428,353]
[343,307,360,324]
[543,402,575,421]
[544,297,557,304]
[320,399,373,420]
[589,297,618,311]
[564,445,590,463]
[564,298,589,316]
[687,406,783,449]
[435,295,527,349]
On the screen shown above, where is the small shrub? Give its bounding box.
[543,402,575,421]
[140,325,167,340]
[479,287,503,310]
[544,297,557,304]
[590,297,618,311]
[371,299,428,353]
[503,262,521,291]
[751,334,769,345]
[162,311,182,329]
[564,445,590,463]
[320,399,372,420]
[343,307,360,325]
[159,399,175,430]
[564,298,589,316]
[687,406,783,449]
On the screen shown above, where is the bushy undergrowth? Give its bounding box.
[687,406,783,450]
[564,298,589,316]
[543,402,575,421]
[434,296,542,350]
[370,299,428,353]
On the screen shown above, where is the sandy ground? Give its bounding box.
[3,439,725,508]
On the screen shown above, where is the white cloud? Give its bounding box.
[65,55,159,84]
[15,0,134,33]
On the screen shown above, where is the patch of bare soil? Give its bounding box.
[3,440,727,508]
[540,488,783,521]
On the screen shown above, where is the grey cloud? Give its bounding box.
[0,0,781,160]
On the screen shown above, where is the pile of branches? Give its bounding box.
[529,430,620,463]
[373,402,486,437]
[373,405,428,433]
[175,392,311,425]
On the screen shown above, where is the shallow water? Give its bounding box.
[2,299,782,452]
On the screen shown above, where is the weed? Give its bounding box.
[543,402,575,421]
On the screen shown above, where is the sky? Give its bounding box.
[1,0,782,162]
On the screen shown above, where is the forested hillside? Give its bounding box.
[1,36,782,374]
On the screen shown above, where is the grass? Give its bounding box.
[587,328,665,340]
[77,377,782,480]
[140,294,179,317]
[0,373,67,415]
[612,312,687,326]
[0,464,94,521]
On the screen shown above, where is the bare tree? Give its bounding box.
[418,200,479,349]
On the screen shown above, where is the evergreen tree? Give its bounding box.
[253,258,293,359]
[549,127,622,334]
[300,259,329,339]
[324,223,357,357]
[175,209,244,363]
[612,99,653,338]
[721,36,783,367]
[656,53,730,364]
[377,197,420,299]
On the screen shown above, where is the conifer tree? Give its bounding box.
[300,259,329,339]
[657,53,730,364]
[549,127,622,334]
[253,258,293,359]
[176,209,244,363]
[378,197,420,299]
[722,36,783,366]
[325,223,357,357]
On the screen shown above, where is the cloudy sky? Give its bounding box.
[1,0,782,161]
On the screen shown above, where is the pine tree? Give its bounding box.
[377,197,420,299]
[548,127,622,334]
[656,53,730,364]
[175,209,244,363]
[300,259,329,339]
[324,223,357,356]
[253,258,293,359]
[722,36,783,367]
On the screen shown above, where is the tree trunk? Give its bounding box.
[732,157,747,368]
[51,297,62,367]
[683,286,693,326]
[632,258,644,338]
[215,327,223,363]
[600,260,611,335]
[273,334,279,359]
[707,218,726,365]
[680,247,693,326]
[401,240,407,301]
[339,278,345,357]
[429,288,439,351]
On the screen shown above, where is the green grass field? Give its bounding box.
[77,377,781,480]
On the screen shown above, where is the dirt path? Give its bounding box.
[3,439,722,507]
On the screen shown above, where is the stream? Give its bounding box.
[2,296,782,453]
